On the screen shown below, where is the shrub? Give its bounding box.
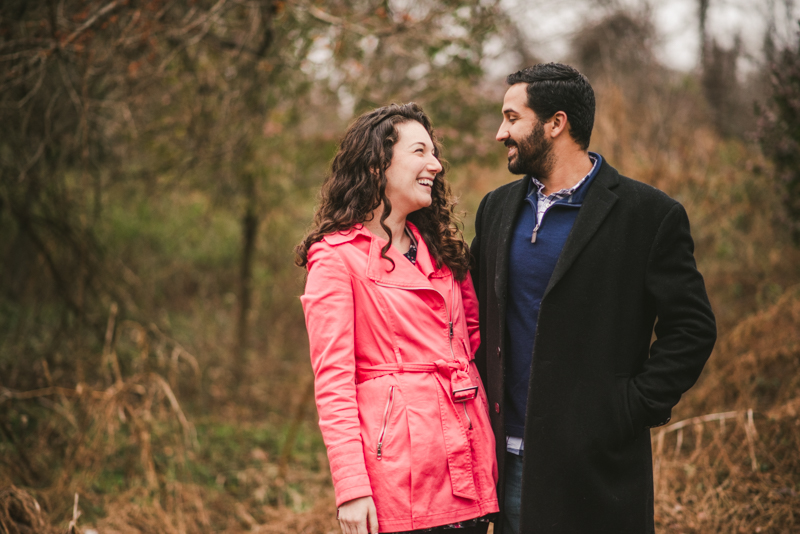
[757,23,800,244]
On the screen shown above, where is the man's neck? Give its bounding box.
[537,150,593,196]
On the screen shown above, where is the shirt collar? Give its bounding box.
[527,152,602,202]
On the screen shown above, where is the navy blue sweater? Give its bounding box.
[505,154,602,438]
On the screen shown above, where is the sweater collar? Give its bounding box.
[527,152,603,205]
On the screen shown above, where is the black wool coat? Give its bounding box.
[471,159,717,534]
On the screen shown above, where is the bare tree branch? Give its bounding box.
[59,0,122,48]
[304,4,371,36]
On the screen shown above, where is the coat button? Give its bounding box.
[494,403,500,414]
[496,347,501,358]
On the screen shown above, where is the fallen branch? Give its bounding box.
[0,385,103,403]
[66,493,81,533]
[658,410,740,433]
[653,408,763,473]
[151,373,199,450]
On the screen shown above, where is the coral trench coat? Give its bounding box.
[301,223,499,532]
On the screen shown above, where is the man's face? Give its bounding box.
[496,83,554,178]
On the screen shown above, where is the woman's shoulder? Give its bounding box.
[307,225,370,264]
[320,224,367,246]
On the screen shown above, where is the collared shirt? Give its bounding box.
[403,225,418,265]
[528,154,599,243]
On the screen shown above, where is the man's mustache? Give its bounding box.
[504,139,517,148]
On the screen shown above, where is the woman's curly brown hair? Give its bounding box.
[294,102,471,280]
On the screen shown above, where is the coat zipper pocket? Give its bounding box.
[377,386,395,460]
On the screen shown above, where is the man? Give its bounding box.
[471,63,717,534]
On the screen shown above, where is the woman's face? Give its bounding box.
[383,121,443,217]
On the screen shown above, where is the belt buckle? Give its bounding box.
[452,385,478,403]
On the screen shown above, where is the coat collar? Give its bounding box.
[327,222,445,287]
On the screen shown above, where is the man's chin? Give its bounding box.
[507,159,527,175]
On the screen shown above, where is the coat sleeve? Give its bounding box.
[628,203,717,429]
[470,192,489,300]
[459,272,481,359]
[300,242,373,507]
[470,192,490,383]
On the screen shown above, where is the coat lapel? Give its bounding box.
[495,178,529,305]
[365,223,437,288]
[543,162,619,300]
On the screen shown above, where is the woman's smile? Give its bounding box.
[383,121,442,217]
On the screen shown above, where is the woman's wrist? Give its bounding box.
[337,495,378,534]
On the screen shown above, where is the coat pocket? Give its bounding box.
[377,385,396,460]
[613,374,636,445]
[461,338,472,359]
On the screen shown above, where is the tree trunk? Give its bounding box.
[698,0,710,67]
[232,174,258,386]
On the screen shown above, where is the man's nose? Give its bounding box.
[496,123,509,142]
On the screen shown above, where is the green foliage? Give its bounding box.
[102,192,240,269]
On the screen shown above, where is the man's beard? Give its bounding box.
[506,119,554,178]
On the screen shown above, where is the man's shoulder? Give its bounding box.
[591,159,685,227]
[611,173,680,214]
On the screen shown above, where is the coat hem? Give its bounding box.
[378,499,499,532]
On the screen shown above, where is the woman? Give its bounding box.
[296,103,498,534]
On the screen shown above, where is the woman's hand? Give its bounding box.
[337,496,378,534]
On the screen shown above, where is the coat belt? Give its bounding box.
[355,358,479,501]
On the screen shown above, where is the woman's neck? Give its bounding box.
[364,207,411,252]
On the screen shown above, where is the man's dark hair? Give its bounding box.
[507,63,595,150]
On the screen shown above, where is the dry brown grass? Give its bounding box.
[0,306,336,533]
[687,285,800,415]
[0,370,194,531]
[0,486,58,534]
[653,287,800,533]
[653,413,799,533]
